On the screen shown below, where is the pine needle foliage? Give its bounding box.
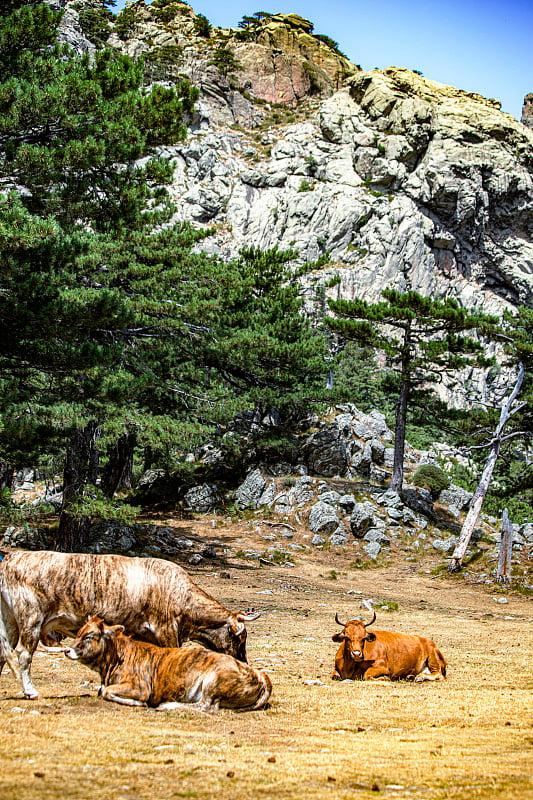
[326,288,501,491]
[0,4,330,547]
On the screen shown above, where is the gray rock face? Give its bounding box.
[2,526,51,550]
[303,424,348,477]
[350,502,375,538]
[288,476,315,506]
[520,523,533,543]
[160,68,533,328]
[47,0,97,56]
[308,501,339,535]
[522,94,533,130]
[363,540,381,559]
[363,528,391,546]
[183,484,221,512]
[432,536,458,553]
[55,4,533,345]
[439,484,473,511]
[234,469,266,509]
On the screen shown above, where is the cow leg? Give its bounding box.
[100,683,148,707]
[17,624,42,699]
[362,664,390,681]
[155,701,213,713]
[331,669,342,681]
[414,666,445,683]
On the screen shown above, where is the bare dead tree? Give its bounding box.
[448,363,526,573]
[496,509,514,584]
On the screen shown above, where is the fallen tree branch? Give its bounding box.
[262,521,296,532]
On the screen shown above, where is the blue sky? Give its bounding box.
[112,0,532,120]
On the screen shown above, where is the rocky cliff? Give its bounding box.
[522,93,533,129]
[52,0,533,318]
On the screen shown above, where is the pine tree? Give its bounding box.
[0,4,329,550]
[326,289,500,492]
[0,1,197,546]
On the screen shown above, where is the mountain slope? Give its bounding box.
[53,0,533,317]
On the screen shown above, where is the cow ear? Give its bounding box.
[365,632,376,642]
[332,632,345,642]
[104,625,125,638]
[232,621,246,637]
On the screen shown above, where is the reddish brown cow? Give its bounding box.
[331,610,446,682]
[65,617,272,712]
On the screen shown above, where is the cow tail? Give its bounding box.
[437,648,447,677]
[250,670,272,710]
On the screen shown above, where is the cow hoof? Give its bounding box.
[24,690,39,700]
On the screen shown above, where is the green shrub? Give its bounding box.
[193,13,211,37]
[412,464,450,499]
[78,8,113,47]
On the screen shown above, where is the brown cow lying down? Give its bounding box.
[65,617,272,712]
[331,610,446,682]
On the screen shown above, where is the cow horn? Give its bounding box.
[237,610,261,622]
[234,621,245,636]
[334,613,346,627]
[364,609,377,628]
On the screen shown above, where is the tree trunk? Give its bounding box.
[142,445,154,473]
[55,421,100,553]
[390,322,412,494]
[448,441,501,572]
[0,461,13,491]
[390,377,409,492]
[496,509,513,584]
[448,364,525,573]
[101,431,136,498]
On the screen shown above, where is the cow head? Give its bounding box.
[332,609,377,660]
[193,609,261,663]
[64,616,124,666]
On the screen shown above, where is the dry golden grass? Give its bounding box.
[1,532,532,800]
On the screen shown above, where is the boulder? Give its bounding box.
[303,424,348,476]
[2,526,52,550]
[401,487,434,517]
[308,501,339,535]
[339,493,357,511]
[88,520,139,553]
[134,469,182,505]
[234,469,266,509]
[288,476,315,506]
[351,441,372,475]
[350,502,375,538]
[431,536,458,553]
[370,439,386,464]
[520,523,533,543]
[183,484,221,512]
[363,540,381,559]
[439,484,473,511]
[363,528,391,546]
[318,489,342,506]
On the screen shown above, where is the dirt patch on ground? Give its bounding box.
[1,517,532,800]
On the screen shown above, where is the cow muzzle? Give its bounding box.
[350,649,363,659]
[64,647,80,660]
